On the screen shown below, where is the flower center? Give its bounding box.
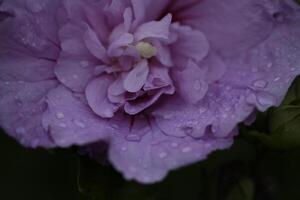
[135,42,157,59]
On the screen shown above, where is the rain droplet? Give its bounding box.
[171,142,178,148]
[199,107,207,114]
[273,77,281,82]
[253,79,268,89]
[55,112,65,119]
[121,147,127,152]
[158,152,168,159]
[193,80,201,90]
[182,147,192,153]
[126,134,141,141]
[256,92,276,107]
[72,74,79,79]
[58,122,67,128]
[73,119,86,128]
[80,60,89,68]
[267,62,273,68]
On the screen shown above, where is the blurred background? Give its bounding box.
[0,131,87,200]
[1,127,300,200]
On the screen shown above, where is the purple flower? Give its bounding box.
[0,0,300,183]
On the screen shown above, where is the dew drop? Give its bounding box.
[273,77,281,82]
[199,107,207,114]
[58,122,67,128]
[158,152,168,159]
[253,79,268,89]
[290,67,296,72]
[193,80,201,90]
[121,146,127,152]
[182,147,192,153]
[72,74,79,79]
[171,142,178,148]
[256,92,276,107]
[73,119,86,128]
[126,134,141,141]
[80,60,89,68]
[55,112,65,119]
[267,62,273,68]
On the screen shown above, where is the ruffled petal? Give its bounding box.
[221,6,300,111]
[84,27,107,61]
[0,80,58,148]
[172,61,208,104]
[171,23,210,62]
[153,85,254,138]
[86,76,119,118]
[123,60,149,93]
[42,85,111,147]
[134,14,172,41]
[182,0,275,57]
[109,122,232,183]
[54,53,96,92]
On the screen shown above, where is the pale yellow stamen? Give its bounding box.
[135,42,157,59]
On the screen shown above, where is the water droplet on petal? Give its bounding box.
[182,147,192,153]
[121,147,127,152]
[80,61,89,68]
[58,123,67,128]
[256,92,276,107]
[273,77,281,82]
[193,80,201,90]
[199,107,207,114]
[253,79,268,89]
[73,119,86,128]
[267,62,273,68]
[126,134,141,141]
[171,142,178,148]
[72,74,79,79]
[158,152,168,159]
[55,112,65,119]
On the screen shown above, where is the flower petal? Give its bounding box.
[134,14,172,41]
[42,85,111,147]
[172,61,208,104]
[84,27,107,62]
[108,122,233,183]
[171,23,210,62]
[85,76,119,118]
[123,60,149,93]
[0,80,58,148]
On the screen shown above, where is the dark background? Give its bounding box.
[2,128,300,200]
[0,131,87,200]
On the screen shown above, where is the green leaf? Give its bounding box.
[226,178,254,200]
[280,76,300,106]
[268,105,300,133]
